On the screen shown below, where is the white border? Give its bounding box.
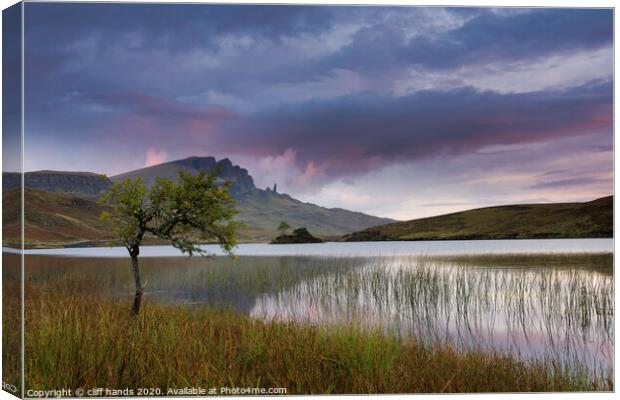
[0,1,616,400]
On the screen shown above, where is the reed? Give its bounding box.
[3,252,613,394]
[11,287,611,394]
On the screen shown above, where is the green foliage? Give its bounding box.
[293,227,310,236]
[277,220,291,235]
[270,227,324,244]
[99,168,239,256]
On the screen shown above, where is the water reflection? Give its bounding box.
[22,253,613,377]
[20,238,614,257]
[250,258,613,375]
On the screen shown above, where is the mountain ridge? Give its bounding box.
[111,156,256,195]
[2,156,394,246]
[3,170,111,197]
[108,156,394,240]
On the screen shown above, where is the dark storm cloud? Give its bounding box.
[24,3,337,100]
[24,5,613,106]
[24,3,333,51]
[21,3,613,197]
[214,80,612,179]
[78,92,235,124]
[324,8,612,73]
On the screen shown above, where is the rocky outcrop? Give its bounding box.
[110,156,255,196]
[173,156,255,192]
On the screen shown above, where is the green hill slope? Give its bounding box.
[3,188,112,248]
[344,196,613,242]
[235,190,393,241]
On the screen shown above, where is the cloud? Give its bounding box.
[26,6,612,118]
[25,3,334,53]
[252,148,300,189]
[144,148,168,167]
[20,4,614,217]
[35,80,606,191]
[80,92,235,125]
[298,132,612,220]
[214,80,612,184]
[26,90,236,149]
[529,176,608,190]
[395,46,612,95]
[324,8,612,73]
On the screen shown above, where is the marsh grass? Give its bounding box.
[253,256,613,319]
[2,254,21,390]
[10,284,611,394]
[4,252,614,394]
[251,255,614,377]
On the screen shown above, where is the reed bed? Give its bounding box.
[252,255,613,374]
[2,252,613,393]
[10,286,611,393]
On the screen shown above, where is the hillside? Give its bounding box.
[110,156,394,241]
[235,190,393,241]
[344,196,613,242]
[3,157,393,247]
[2,187,112,248]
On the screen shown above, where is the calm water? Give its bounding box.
[14,239,615,377]
[18,238,614,257]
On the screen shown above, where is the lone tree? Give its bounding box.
[277,220,291,236]
[99,168,239,315]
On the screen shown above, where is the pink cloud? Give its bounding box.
[145,148,168,167]
[258,148,297,170]
[251,148,300,189]
[296,160,327,185]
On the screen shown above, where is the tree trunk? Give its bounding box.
[130,255,143,315]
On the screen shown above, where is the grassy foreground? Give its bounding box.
[10,284,611,395]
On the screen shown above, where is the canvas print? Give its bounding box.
[1,1,614,397]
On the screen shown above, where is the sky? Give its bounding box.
[16,3,613,220]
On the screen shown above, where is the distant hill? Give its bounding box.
[111,156,394,242]
[344,196,613,242]
[3,157,393,247]
[3,170,111,197]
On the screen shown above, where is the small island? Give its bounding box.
[270,227,324,244]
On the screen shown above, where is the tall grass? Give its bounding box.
[2,254,21,392]
[5,252,613,393]
[12,286,611,393]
